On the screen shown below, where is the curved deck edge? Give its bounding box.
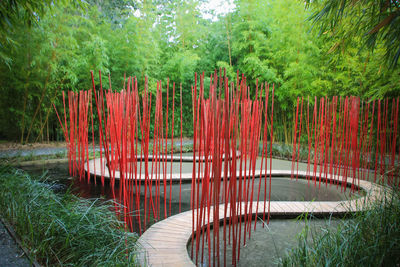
[137,170,387,267]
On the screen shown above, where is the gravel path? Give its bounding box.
[0,219,30,267]
[0,139,194,159]
[0,147,67,158]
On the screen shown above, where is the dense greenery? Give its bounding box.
[0,0,398,142]
[306,0,400,67]
[0,165,139,266]
[281,189,400,266]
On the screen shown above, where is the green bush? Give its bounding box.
[280,189,400,266]
[0,165,139,266]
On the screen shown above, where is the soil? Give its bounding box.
[0,142,68,159]
[0,139,195,159]
[0,141,67,151]
[0,220,30,267]
[0,137,194,151]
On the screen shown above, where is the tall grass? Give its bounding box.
[280,188,400,266]
[0,165,139,266]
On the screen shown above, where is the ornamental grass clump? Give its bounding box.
[280,188,400,267]
[0,165,139,266]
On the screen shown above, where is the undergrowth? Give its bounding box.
[0,165,139,266]
[280,188,400,266]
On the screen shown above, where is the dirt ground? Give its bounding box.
[0,220,30,267]
[0,137,196,151]
[0,141,67,151]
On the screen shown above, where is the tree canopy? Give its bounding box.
[0,0,398,142]
[306,0,400,67]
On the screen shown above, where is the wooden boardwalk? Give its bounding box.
[137,170,386,267]
[86,157,197,181]
[85,155,275,183]
[86,154,239,182]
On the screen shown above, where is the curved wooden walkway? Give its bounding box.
[85,153,240,182]
[137,170,386,267]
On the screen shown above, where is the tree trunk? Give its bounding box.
[226,15,232,67]
[20,31,32,144]
[25,44,57,143]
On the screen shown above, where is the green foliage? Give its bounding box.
[0,0,85,67]
[0,0,398,143]
[0,0,52,66]
[230,0,275,90]
[306,0,400,67]
[280,189,400,266]
[0,165,139,266]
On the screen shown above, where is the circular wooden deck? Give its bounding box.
[137,170,386,267]
[85,152,240,182]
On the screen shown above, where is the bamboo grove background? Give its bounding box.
[1,0,399,143]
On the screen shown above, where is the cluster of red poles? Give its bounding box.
[54,70,399,267]
[291,96,400,190]
[55,71,185,234]
[190,71,275,267]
